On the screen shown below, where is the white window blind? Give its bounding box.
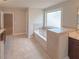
[47,10,61,28]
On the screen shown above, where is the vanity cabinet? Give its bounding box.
[68,37,79,59]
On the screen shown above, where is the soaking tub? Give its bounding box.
[33,28,47,51]
[33,27,55,51]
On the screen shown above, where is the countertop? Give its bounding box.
[0,29,5,34]
[69,31,79,40]
[48,27,76,34]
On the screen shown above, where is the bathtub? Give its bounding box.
[33,26,57,51]
[34,29,47,51]
[34,29,47,41]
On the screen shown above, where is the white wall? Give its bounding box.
[0,11,3,29]
[0,7,27,35]
[28,8,43,38]
[25,9,29,36]
[13,9,26,34]
[45,0,79,28]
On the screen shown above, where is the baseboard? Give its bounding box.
[13,32,26,36]
[64,56,70,59]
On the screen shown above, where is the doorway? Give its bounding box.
[4,13,13,35]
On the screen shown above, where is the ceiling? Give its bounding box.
[0,0,67,9]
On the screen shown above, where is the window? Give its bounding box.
[47,10,61,28]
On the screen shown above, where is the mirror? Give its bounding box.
[0,12,1,29]
[77,9,79,30]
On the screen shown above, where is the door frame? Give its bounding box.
[2,11,14,35]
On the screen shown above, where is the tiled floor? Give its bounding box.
[0,41,4,59]
[4,35,51,59]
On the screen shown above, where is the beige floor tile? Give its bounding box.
[4,35,51,59]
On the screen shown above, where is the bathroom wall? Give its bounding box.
[0,7,43,37]
[0,7,27,35]
[28,8,43,38]
[25,9,29,36]
[45,0,79,28]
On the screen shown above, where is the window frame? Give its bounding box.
[44,8,63,28]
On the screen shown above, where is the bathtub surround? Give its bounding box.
[47,30,69,59]
[34,30,47,51]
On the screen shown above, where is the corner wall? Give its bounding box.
[28,8,44,38]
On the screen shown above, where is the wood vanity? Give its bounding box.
[69,31,79,59]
